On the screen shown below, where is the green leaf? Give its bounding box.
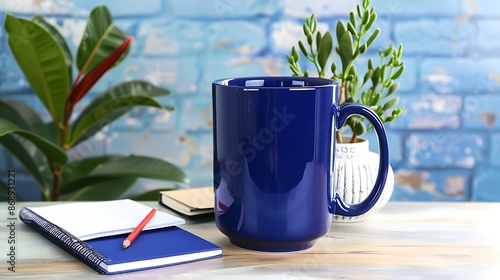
[70,81,173,146]
[61,177,137,201]
[315,31,322,53]
[63,155,188,194]
[353,121,367,136]
[365,28,380,48]
[391,65,406,80]
[76,5,129,74]
[0,134,52,193]
[349,12,357,28]
[388,82,400,95]
[317,31,333,71]
[90,155,188,183]
[303,23,312,38]
[366,9,377,30]
[347,21,357,36]
[330,61,337,75]
[0,119,68,165]
[130,188,175,201]
[362,9,370,25]
[383,97,400,110]
[363,69,373,85]
[69,96,165,147]
[371,92,381,106]
[32,14,73,82]
[4,14,69,125]
[292,46,300,61]
[0,99,48,137]
[339,31,353,72]
[61,155,124,185]
[298,40,308,57]
[336,21,347,42]
[0,180,9,201]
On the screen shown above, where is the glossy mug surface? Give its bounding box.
[212,77,389,252]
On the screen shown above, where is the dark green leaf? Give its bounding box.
[372,67,381,87]
[32,14,73,82]
[353,121,367,136]
[366,28,380,48]
[70,81,172,147]
[336,21,347,42]
[339,32,353,72]
[397,43,404,59]
[384,44,394,57]
[349,12,356,28]
[357,5,362,18]
[371,92,381,106]
[385,115,396,123]
[347,21,357,36]
[298,41,308,57]
[76,5,129,74]
[287,54,294,64]
[69,95,166,147]
[130,188,175,201]
[315,31,322,52]
[359,42,368,54]
[63,155,188,194]
[0,134,52,192]
[362,9,370,25]
[391,65,406,80]
[303,23,312,37]
[0,99,48,137]
[366,9,377,30]
[307,34,313,45]
[304,70,309,77]
[317,31,333,71]
[368,58,374,70]
[363,69,373,85]
[292,46,300,61]
[331,61,337,74]
[61,155,125,186]
[61,177,137,201]
[0,119,68,165]
[4,14,69,125]
[89,155,188,183]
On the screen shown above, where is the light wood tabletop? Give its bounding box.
[1,202,499,279]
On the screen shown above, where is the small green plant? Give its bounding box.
[287,0,405,143]
[0,6,188,201]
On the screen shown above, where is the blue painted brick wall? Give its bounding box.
[1,0,500,201]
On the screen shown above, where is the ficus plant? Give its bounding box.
[0,6,188,201]
[287,0,405,143]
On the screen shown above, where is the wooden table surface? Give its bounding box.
[1,202,499,279]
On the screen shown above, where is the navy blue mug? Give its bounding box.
[212,77,389,252]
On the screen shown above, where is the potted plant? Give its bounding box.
[0,6,187,201]
[287,0,405,221]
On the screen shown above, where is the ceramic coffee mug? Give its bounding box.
[212,77,389,252]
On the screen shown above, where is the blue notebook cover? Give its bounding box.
[19,207,222,275]
[87,226,222,274]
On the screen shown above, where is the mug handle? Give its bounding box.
[330,103,389,217]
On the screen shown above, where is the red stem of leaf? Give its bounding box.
[69,36,133,105]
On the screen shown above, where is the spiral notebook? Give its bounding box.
[19,200,222,274]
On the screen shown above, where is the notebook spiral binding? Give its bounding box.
[19,207,110,274]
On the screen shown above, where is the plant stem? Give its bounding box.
[351,133,358,143]
[50,97,73,201]
[308,45,322,77]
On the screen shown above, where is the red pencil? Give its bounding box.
[122,208,157,249]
